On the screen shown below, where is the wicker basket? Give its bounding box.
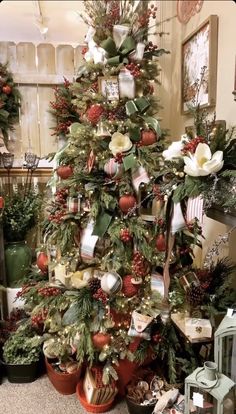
[76,381,115,413]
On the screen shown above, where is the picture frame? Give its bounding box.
[181,15,218,113]
[98,76,120,101]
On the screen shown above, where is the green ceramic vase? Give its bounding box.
[4,241,32,287]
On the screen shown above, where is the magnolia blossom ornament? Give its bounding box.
[109,132,132,156]
[100,271,123,295]
[162,139,184,160]
[184,143,224,177]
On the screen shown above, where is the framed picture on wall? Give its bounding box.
[181,15,218,113]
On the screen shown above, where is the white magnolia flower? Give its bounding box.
[109,132,132,156]
[162,140,184,160]
[184,143,224,177]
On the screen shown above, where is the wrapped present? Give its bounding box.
[67,195,81,213]
[83,367,117,405]
[185,317,212,340]
[128,311,153,340]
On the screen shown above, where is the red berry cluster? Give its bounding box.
[182,136,206,154]
[132,251,150,277]
[16,282,37,298]
[120,228,132,243]
[114,152,124,164]
[138,4,157,27]
[152,333,162,344]
[31,308,48,328]
[93,288,108,305]
[126,62,141,78]
[153,184,164,201]
[55,188,68,206]
[48,210,66,224]
[145,41,158,53]
[82,46,88,56]
[38,286,61,297]
[104,1,120,29]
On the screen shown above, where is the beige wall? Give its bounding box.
[158,0,236,265]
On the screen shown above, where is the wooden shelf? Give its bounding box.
[206,207,236,227]
[0,168,52,178]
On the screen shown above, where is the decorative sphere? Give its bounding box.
[104,158,123,178]
[36,252,48,273]
[156,234,166,252]
[101,271,122,295]
[86,104,104,125]
[57,165,73,179]
[119,194,136,213]
[92,332,111,350]
[140,129,157,146]
[122,275,140,297]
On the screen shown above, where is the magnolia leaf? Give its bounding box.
[123,153,137,171]
[62,303,79,325]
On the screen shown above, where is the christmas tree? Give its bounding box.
[18,1,236,399]
[38,0,203,386]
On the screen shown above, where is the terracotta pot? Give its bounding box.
[45,358,81,395]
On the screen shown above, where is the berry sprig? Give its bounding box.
[126,62,141,78]
[132,251,150,277]
[48,210,66,224]
[37,286,62,297]
[182,136,206,155]
[55,188,69,206]
[137,4,157,27]
[31,308,48,328]
[93,288,108,305]
[120,228,132,243]
[114,152,124,164]
[145,41,159,53]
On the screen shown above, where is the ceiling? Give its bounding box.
[0,1,88,45]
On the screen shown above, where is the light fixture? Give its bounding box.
[33,1,48,36]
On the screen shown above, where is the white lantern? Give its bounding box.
[184,362,235,414]
[214,313,236,381]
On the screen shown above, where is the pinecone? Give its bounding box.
[88,277,101,294]
[186,285,204,306]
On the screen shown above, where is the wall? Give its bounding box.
[158,0,236,265]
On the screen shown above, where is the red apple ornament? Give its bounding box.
[92,332,111,350]
[140,129,157,146]
[122,275,140,297]
[57,165,73,179]
[2,84,12,95]
[156,233,166,252]
[36,252,48,273]
[119,194,136,213]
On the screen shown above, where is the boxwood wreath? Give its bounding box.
[0,62,21,145]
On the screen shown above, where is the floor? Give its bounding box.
[0,375,129,414]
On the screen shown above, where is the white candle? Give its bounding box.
[54,263,66,284]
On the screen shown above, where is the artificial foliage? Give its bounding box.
[11,0,236,394]
[2,190,42,242]
[0,62,21,144]
[49,78,81,137]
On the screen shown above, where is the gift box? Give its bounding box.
[184,317,212,340]
[83,367,117,405]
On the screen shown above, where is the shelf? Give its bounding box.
[206,207,236,227]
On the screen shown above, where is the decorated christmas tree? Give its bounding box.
[15,0,236,403]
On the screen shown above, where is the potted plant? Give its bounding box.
[1,320,43,383]
[2,190,42,288]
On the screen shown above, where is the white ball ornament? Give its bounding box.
[104,158,123,178]
[101,271,123,295]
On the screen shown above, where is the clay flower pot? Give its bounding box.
[45,358,81,395]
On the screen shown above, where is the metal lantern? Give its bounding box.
[184,362,235,414]
[214,313,236,381]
